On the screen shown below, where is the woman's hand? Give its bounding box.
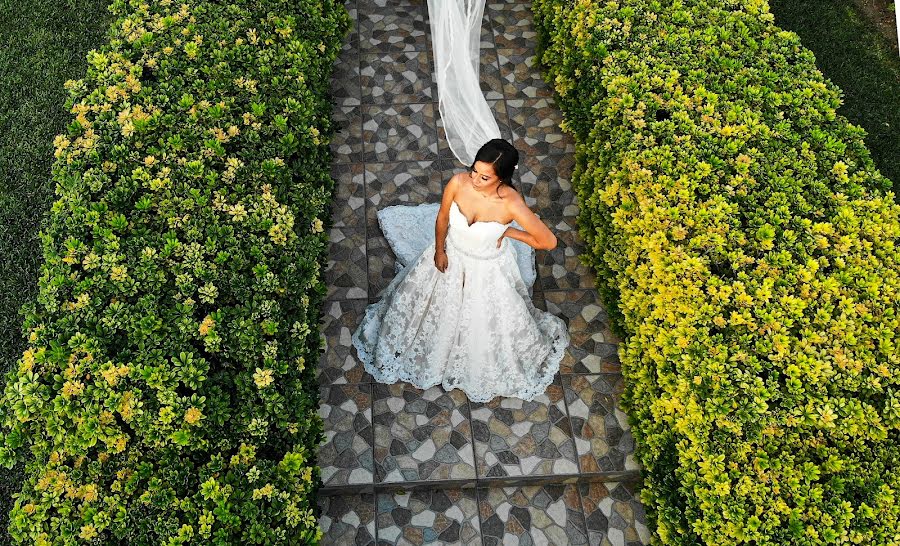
[496,227,510,248]
[434,248,448,272]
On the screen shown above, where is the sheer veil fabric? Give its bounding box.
[426,0,502,167]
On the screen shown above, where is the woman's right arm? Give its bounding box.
[434,173,459,271]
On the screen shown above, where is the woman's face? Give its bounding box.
[470,161,498,188]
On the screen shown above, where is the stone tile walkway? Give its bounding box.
[318,0,651,543]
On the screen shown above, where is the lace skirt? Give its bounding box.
[351,237,570,402]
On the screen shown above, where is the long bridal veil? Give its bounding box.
[426,0,502,167]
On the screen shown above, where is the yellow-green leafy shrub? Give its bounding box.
[0,0,350,543]
[532,0,900,543]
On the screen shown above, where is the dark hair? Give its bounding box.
[468,138,519,198]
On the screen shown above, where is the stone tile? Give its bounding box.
[432,158,472,187]
[481,6,497,49]
[318,383,375,487]
[366,233,398,301]
[533,216,596,291]
[564,374,638,473]
[364,161,444,234]
[335,1,359,47]
[437,99,513,161]
[340,0,359,27]
[332,36,361,107]
[325,226,368,300]
[373,384,476,483]
[330,104,364,163]
[329,162,366,228]
[478,484,588,546]
[579,482,651,545]
[479,48,505,101]
[471,380,578,478]
[358,8,430,52]
[559,342,621,376]
[376,489,481,544]
[362,103,438,162]
[544,289,621,374]
[487,2,538,49]
[318,492,377,546]
[530,285,547,311]
[359,0,425,11]
[360,50,436,104]
[318,298,375,387]
[497,47,552,99]
[507,97,575,157]
[516,153,579,219]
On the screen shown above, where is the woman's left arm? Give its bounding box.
[497,196,557,251]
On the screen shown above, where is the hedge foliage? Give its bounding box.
[0,0,350,543]
[532,0,900,543]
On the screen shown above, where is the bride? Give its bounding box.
[351,138,571,402]
[349,0,571,402]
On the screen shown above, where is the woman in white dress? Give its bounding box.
[351,138,571,403]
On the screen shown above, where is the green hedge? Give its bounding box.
[0,0,350,543]
[532,0,900,543]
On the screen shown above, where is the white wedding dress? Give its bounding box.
[351,199,571,402]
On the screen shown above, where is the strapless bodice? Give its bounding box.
[447,201,512,259]
[373,201,536,291]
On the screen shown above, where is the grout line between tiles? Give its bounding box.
[353,1,379,542]
[468,398,479,485]
[559,368,582,478]
[476,484,487,546]
[321,470,643,496]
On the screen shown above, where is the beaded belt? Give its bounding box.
[446,229,508,260]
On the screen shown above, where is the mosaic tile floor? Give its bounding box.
[318,0,650,543]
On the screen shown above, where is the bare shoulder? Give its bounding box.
[449,171,466,191]
[440,170,463,213]
[500,184,528,212]
[445,171,463,196]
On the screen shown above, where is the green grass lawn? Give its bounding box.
[0,0,114,541]
[769,0,900,197]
